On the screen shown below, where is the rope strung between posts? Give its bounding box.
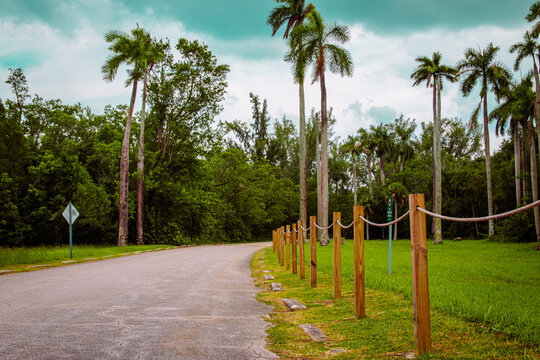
[417,199,540,222]
[312,222,334,230]
[299,225,310,232]
[294,228,298,233]
[358,211,410,228]
[336,219,354,229]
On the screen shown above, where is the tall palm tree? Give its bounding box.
[370,123,392,183]
[135,38,167,245]
[457,43,510,237]
[358,128,376,196]
[291,10,353,245]
[339,135,362,206]
[411,52,457,244]
[490,75,540,242]
[267,0,314,236]
[102,26,152,246]
[510,30,540,159]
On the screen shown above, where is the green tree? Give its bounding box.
[510,30,540,162]
[490,75,540,242]
[339,135,361,206]
[357,128,377,197]
[135,37,168,245]
[370,123,392,184]
[411,51,457,243]
[292,10,353,244]
[5,68,30,124]
[268,0,315,233]
[102,25,154,246]
[457,43,511,237]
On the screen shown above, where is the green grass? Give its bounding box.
[323,239,540,345]
[0,244,170,269]
[253,240,540,359]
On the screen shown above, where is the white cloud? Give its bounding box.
[0,16,530,154]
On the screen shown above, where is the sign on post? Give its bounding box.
[387,195,393,274]
[63,203,79,259]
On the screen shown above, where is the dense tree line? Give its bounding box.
[1,2,540,247]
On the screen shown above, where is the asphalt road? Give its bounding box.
[0,243,278,360]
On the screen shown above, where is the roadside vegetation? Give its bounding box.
[253,240,540,359]
[0,244,168,271]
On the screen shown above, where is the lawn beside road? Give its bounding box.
[254,240,539,359]
[0,244,171,272]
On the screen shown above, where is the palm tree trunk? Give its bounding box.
[353,154,357,206]
[529,126,540,243]
[433,75,443,244]
[534,53,540,164]
[136,68,149,245]
[118,79,138,246]
[299,80,308,241]
[316,112,322,242]
[522,126,528,200]
[366,153,372,196]
[514,124,522,206]
[319,70,329,246]
[379,155,386,183]
[483,95,495,237]
[532,54,540,245]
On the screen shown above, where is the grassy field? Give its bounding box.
[0,244,170,270]
[254,239,540,359]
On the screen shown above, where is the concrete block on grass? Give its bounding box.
[264,275,275,280]
[300,324,326,341]
[271,282,283,291]
[282,298,306,311]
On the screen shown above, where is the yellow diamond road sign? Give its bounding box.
[62,203,79,225]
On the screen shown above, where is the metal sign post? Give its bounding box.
[62,203,79,259]
[387,195,393,274]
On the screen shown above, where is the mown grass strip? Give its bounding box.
[253,241,540,359]
[0,244,170,271]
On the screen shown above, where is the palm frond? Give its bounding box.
[326,44,353,77]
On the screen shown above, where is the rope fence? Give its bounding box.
[312,222,333,230]
[417,199,540,222]
[270,193,540,358]
[336,219,354,229]
[358,211,410,228]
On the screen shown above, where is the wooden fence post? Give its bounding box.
[298,220,305,279]
[310,216,317,288]
[286,225,291,270]
[354,206,366,319]
[409,194,431,356]
[272,230,276,253]
[279,226,285,266]
[292,223,297,274]
[333,212,342,299]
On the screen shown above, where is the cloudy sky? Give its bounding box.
[0,0,535,152]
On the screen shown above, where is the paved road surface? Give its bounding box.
[0,243,278,359]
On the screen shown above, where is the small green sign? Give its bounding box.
[386,196,393,221]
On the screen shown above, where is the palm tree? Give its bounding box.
[370,123,392,183]
[510,30,540,158]
[339,135,362,206]
[268,0,314,237]
[135,38,167,245]
[411,52,457,244]
[358,128,376,196]
[457,43,511,237]
[490,75,540,242]
[102,26,152,246]
[291,10,353,245]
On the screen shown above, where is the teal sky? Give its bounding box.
[0,0,536,153]
[2,0,532,39]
